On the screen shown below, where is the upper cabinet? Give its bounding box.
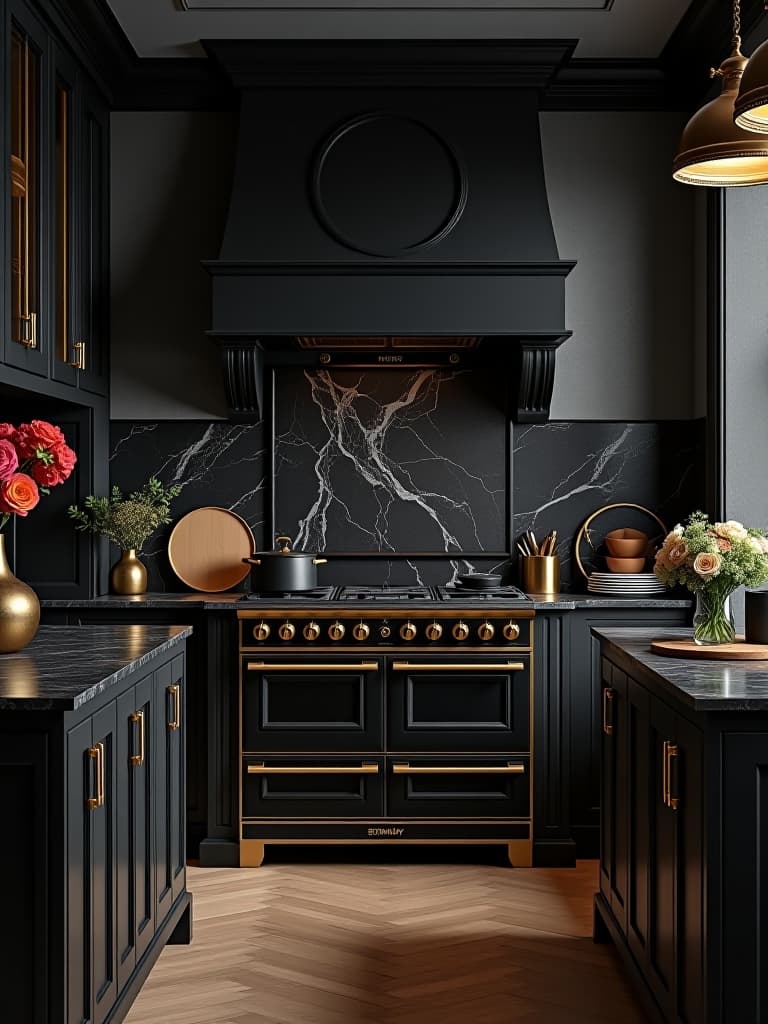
[2,0,109,401]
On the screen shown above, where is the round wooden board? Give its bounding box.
[168,507,255,592]
[650,637,768,660]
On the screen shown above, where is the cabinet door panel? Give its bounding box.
[627,679,650,964]
[91,701,117,1024]
[675,715,704,1024]
[646,700,675,1021]
[134,675,155,959]
[155,656,186,920]
[67,718,92,1024]
[116,686,136,990]
[169,654,186,902]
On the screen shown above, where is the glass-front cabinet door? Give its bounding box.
[7,5,48,376]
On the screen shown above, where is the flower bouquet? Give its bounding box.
[654,512,768,645]
[0,420,77,652]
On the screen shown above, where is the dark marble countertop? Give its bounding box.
[41,592,692,612]
[594,627,768,711]
[0,625,192,712]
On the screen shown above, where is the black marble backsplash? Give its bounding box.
[109,371,704,591]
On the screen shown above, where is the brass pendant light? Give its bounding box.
[734,2,768,131]
[673,0,768,186]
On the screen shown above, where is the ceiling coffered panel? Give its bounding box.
[104,0,692,58]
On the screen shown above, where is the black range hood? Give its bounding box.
[204,41,576,422]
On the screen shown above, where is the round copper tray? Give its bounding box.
[168,507,255,592]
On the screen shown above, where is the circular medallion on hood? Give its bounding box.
[311,113,466,257]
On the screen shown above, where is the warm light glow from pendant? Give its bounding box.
[735,37,768,132]
[673,50,768,186]
[673,0,768,186]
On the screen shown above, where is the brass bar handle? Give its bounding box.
[69,340,86,370]
[129,710,145,766]
[603,688,614,735]
[18,312,37,349]
[247,763,380,775]
[392,662,525,672]
[662,740,669,807]
[167,684,181,731]
[247,662,378,672]
[392,762,525,775]
[87,742,105,810]
[666,743,679,810]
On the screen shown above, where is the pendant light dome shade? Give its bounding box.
[734,39,768,132]
[673,52,768,185]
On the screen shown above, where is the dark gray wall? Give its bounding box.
[110,110,700,421]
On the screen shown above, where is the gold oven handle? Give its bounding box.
[247,662,378,672]
[392,662,525,672]
[392,762,526,775]
[167,684,181,731]
[247,763,380,775]
[129,710,145,766]
[87,742,105,810]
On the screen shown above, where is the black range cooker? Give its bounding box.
[237,584,535,868]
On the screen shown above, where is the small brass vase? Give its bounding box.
[0,533,41,653]
[110,549,148,595]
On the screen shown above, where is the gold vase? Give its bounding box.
[110,549,148,595]
[0,533,41,654]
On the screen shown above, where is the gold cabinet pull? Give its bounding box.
[392,662,525,672]
[69,340,86,370]
[392,762,525,775]
[662,740,669,806]
[129,710,145,766]
[247,763,379,775]
[602,688,614,735]
[167,684,181,731]
[664,742,679,810]
[87,742,105,810]
[247,662,378,672]
[18,311,37,349]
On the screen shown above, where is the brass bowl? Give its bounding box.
[605,556,647,574]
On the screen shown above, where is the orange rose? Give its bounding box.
[0,473,40,517]
[667,541,688,567]
[693,551,722,579]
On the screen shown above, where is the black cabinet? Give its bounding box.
[1,637,191,1024]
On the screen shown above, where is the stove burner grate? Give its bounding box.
[438,584,531,602]
[337,586,433,602]
[240,586,336,601]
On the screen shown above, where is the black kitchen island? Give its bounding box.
[0,624,192,1024]
[593,627,768,1024]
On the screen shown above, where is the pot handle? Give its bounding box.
[275,535,293,553]
[242,558,261,565]
[313,558,328,565]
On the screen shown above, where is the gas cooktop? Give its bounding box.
[240,584,531,604]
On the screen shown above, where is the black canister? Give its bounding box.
[745,589,768,644]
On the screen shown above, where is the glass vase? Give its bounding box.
[693,589,736,646]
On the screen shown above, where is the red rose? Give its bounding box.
[16,420,68,458]
[0,473,40,517]
[54,442,76,479]
[30,444,76,487]
[0,424,18,444]
[0,440,19,482]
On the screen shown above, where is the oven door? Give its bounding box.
[243,755,385,818]
[388,655,530,752]
[242,656,384,752]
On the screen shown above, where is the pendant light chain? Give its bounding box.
[733,0,742,50]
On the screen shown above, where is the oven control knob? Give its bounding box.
[380,625,391,639]
[253,621,271,642]
[400,621,418,641]
[503,621,521,641]
[278,622,296,641]
[425,622,443,641]
[352,622,370,642]
[303,621,321,641]
[452,621,470,641]
[478,621,495,641]
[328,621,346,641]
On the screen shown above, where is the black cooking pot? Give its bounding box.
[243,536,328,592]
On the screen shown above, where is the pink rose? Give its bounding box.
[0,424,17,443]
[0,439,19,482]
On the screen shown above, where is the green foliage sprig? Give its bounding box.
[68,477,181,553]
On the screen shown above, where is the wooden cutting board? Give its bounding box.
[168,507,255,592]
[650,637,768,660]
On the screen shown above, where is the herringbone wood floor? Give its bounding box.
[125,858,645,1024]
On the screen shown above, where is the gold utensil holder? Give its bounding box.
[520,555,560,594]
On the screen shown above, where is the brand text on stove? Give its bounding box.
[368,827,405,837]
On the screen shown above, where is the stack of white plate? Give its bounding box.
[587,572,665,595]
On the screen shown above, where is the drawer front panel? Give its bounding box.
[243,657,383,751]
[242,755,385,818]
[386,755,531,818]
[388,657,530,751]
